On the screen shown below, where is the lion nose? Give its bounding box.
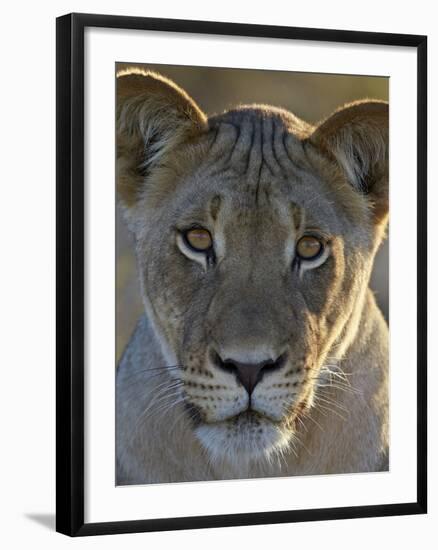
[212,352,286,395]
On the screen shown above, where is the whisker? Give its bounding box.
[321,365,364,378]
[143,382,186,417]
[287,437,299,459]
[295,415,308,433]
[292,432,313,456]
[121,365,184,380]
[168,401,192,434]
[313,401,347,421]
[149,394,187,422]
[150,387,185,411]
[311,375,356,388]
[152,378,184,394]
[312,404,328,418]
[304,412,324,432]
[315,394,349,413]
[129,383,184,446]
[123,371,182,390]
[319,384,362,398]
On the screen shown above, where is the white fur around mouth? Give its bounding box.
[194,410,293,468]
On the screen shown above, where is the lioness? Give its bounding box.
[116,68,389,484]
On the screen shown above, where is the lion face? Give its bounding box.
[117,70,388,466]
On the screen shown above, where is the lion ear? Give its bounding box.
[309,100,389,225]
[117,69,207,210]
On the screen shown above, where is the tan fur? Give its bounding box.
[116,69,389,484]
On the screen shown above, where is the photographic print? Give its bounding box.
[57,14,426,535]
[115,63,390,486]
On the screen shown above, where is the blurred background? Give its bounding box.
[116,63,389,361]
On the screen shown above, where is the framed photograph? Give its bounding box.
[56,13,427,536]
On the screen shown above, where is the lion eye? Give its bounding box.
[296,235,323,260]
[183,228,213,252]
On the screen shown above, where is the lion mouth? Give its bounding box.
[207,408,280,427]
[231,410,272,424]
[194,408,292,463]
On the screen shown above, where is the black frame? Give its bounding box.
[56,12,427,537]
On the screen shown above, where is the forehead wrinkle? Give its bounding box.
[276,131,309,181]
[205,122,240,170]
[228,117,256,173]
[177,115,343,239]
[261,116,282,177]
[246,117,263,184]
[207,114,312,212]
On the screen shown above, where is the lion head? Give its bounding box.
[117,69,388,467]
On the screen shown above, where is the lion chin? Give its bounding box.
[194,411,293,470]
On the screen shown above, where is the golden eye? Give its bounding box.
[184,228,213,252]
[296,235,323,260]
